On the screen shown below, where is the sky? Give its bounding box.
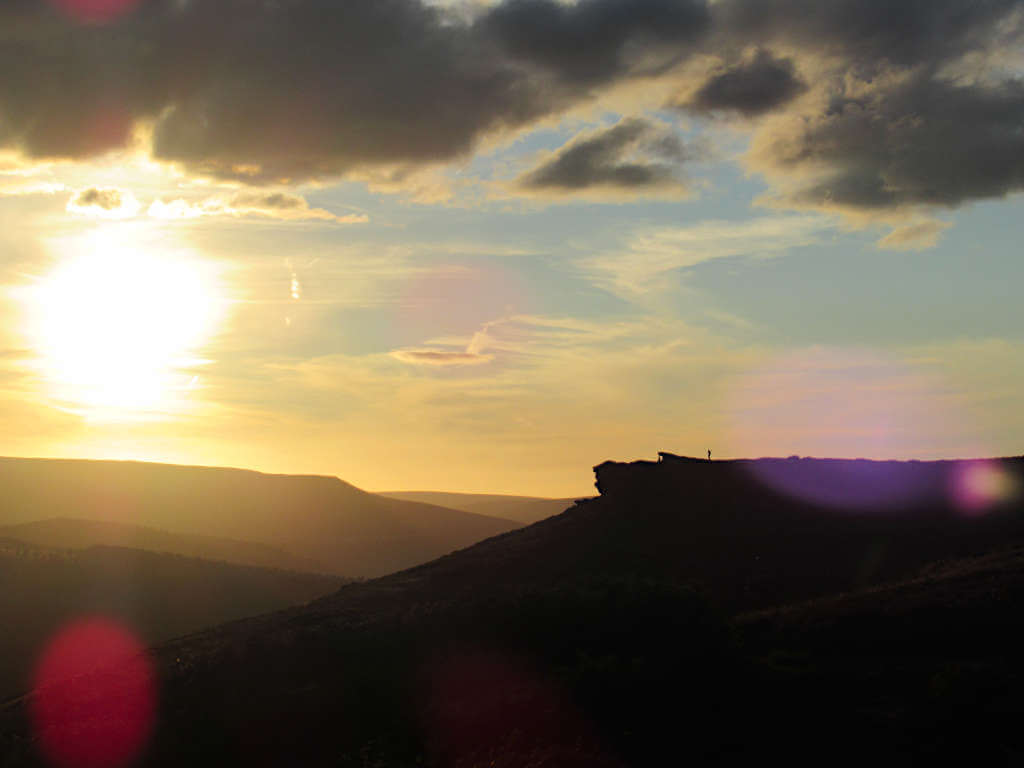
[0,0,1022,496]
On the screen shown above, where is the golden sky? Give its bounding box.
[0,0,1022,495]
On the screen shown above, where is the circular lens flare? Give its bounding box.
[951,460,1018,515]
[30,618,156,768]
[725,347,993,509]
[50,0,139,24]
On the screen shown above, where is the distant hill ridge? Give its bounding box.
[378,491,585,524]
[0,518,326,574]
[0,457,522,577]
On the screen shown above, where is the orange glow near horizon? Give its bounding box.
[23,228,224,421]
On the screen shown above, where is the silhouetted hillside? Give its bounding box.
[0,540,343,700]
[379,491,584,524]
[366,454,1024,613]
[0,458,521,577]
[0,519,324,574]
[727,543,1024,764]
[4,455,1024,766]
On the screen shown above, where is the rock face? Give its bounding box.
[586,453,1024,609]
[594,453,1024,514]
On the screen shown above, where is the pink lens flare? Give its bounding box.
[396,262,529,343]
[30,618,156,768]
[50,0,138,24]
[726,347,993,509]
[421,652,604,766]
[950,459,1019,515]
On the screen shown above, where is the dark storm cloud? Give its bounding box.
[713,0,1024,214]
[756,74,1024,210]
[712,0,1021,68]
[687,50,806,116]
[479,0,710,85]
[519,118,692,193]
[0,0,710,183]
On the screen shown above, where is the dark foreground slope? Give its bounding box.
[3,455,1024,766]
[0,458,521,577]
[0,540,343,700]
[374,454,1024,613]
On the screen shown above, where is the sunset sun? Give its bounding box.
[26,229,222,418]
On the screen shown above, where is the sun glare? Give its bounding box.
[26,229,223,419]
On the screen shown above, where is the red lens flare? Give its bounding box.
[50,0,138,24]
[30,618,156,768]
[421,652,610,767]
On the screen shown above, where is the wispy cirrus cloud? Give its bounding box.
[390,319,500,367]
[390,349,494,366]
[876,218,953,251]
[582,215,833,296]
[0,160,63,196]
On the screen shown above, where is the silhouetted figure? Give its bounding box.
[707,449,712,462]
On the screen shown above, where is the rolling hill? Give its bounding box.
[0,539,343,701]
[0,458,522,577]
[4,454,1024,766]
[0,518,324,574]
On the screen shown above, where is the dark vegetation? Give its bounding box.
[4,455,1024,765]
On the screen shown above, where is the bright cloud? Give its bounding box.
[149,192,368,224]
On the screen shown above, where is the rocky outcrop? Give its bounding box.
[594,453,1024,515]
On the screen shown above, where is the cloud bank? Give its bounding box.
[0,0,1019,223]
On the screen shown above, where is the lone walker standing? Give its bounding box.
[707,449,712,462]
